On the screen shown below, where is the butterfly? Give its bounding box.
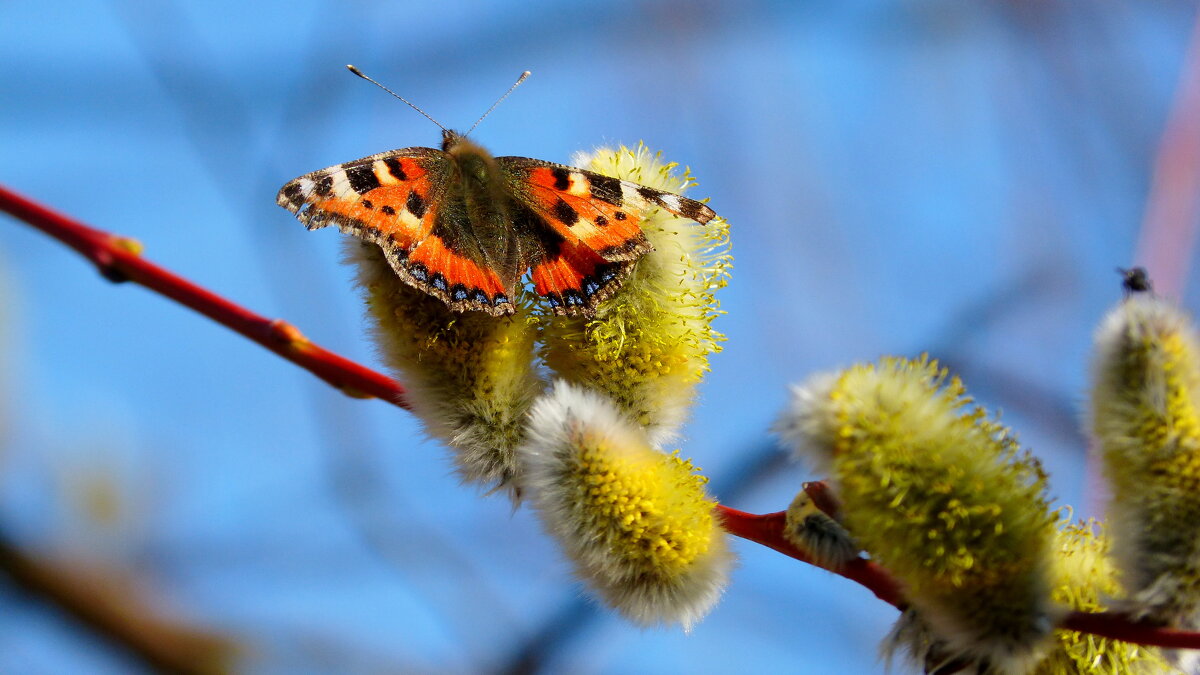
[276,68,716,318]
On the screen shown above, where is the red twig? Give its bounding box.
[0,184,408,408]
[1061,611,1200,650]
[5,183,1200,651]
[715,505,905,609]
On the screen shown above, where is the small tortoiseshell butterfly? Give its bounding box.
[276,67,716,318]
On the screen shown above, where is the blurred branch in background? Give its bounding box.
[1136,6,1200,297]
[314,400,524,655]
[0,522,235,673]
[925,262,1084,451]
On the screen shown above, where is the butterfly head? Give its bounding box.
[441,129,467,151]
[442,130,497,177]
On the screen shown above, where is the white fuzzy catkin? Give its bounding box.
[350,242,544,499]
[776,358,1056,675]
[519,381,733,630]
[1089,294,1200,629]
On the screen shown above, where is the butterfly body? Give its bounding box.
[277,129,716,317]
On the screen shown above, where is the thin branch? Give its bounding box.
[715,505,905,609]
[1060,611,1200,650]
[5,183,1200,652]
[0,184,407,408]
[0,527,234,674]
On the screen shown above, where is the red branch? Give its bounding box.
[4,183,1200,652]
[0,185,408,408]
[715,505,905,608]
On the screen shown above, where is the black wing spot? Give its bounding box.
[552,199,579,226]
[384,157,407,181]
[588,174,623,206]
[380,205,396,216]
[346,164,382,194]
[361,199,374,210]
[314,175,334,197]
[613,211,627,221]
[551,167,571,191]
[594,215,608,227]
[406,191,428,219]
[282,182,303,205]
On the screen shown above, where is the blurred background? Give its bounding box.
[2,1,1200,673]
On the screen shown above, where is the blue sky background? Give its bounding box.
[2,1,1199,673]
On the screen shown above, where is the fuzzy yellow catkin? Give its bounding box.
[1030,520,1176,675]
[890,519,1178,675]
[776,356,1056,675]
[1089,293,1200,629]
[518,381,733,630]
[350,242,543,499]
[538,144,731,446]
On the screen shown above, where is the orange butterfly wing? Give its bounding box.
[499,157,716,315]
[277,148,515,315]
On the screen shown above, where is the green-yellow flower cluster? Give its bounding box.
[777,356,1056,674]
[1089,293,1200,629]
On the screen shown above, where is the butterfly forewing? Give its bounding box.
[276,147,517,315]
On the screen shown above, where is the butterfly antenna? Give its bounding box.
[465,70,531,136]
[346,65,447,132]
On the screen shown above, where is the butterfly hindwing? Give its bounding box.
[403,234,514,315]
[529,239,635,315]
[276,146,514,315]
